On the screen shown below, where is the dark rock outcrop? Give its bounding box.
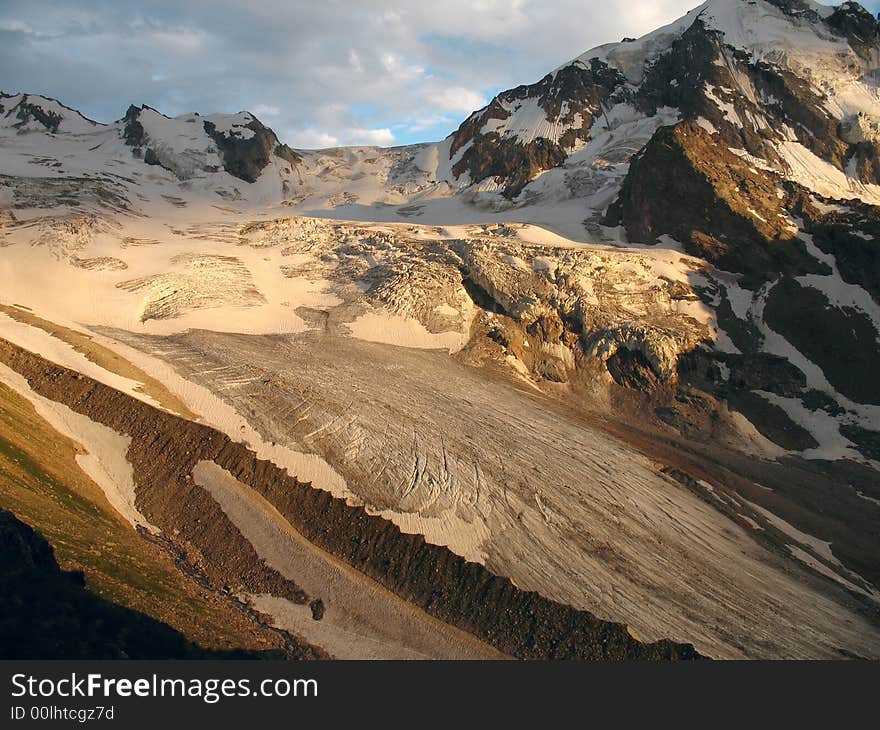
[841,424,880,460]
[635,20,776,162]
[121,103,148,147]
[452,135,567,199]
[727,390,820,450]
[764,0,825,22]
[752,61,849,170]
[724,353,807,397]
[449,59,625,198]
[763,276,880,405]
[847,141,880,186]
[444,3,880,200]
[274,142,302,168]
[2,94,97,134]
[790,191,880,303]
[14,98,62,133]
[605,121,827,285]
[203,117,292,183]
[826,1,880,62]
[120,104,180,175]
[606,348,661,391]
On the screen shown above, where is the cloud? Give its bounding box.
[286,128,340,148]
[0,0,705,147]
[426,86,487,113]
[148,28,207,53]
[253,103,280,117]
[341,127,396,146]
[0,19,33,33]
[283,126,395,148]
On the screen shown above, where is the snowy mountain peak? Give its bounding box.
[0,94,304,207]
[0,92,101,134]
[439,0,880,204]
[580,0,876,79]
[120,103,300,183]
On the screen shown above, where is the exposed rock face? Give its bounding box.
[121,103,148,147]
[434,0,880,209]
[635,15,852,171]
[790,191,880,303]
[727,390,821,450]
[753,63,851,170]
[724,353,807,397]
[13,98,62,133]
[448,59,625,197]
[203,116,295,183]
[585,3,880,446]
[827,1,880,62]
[458,243,557,321]
[605,347,661,391]
[606,122,825,285]
[764,276,880,405]
[634,20,765,157]
[847,140,880,185]
[587,324,686,383]
[121,105,211,179]
[274,142,302,168]
[678,347,818,450]
[451,234,708,388]
[1,93,97,134]
[452,135,567,199]
[764,0,826,21]
[841,424,880,460]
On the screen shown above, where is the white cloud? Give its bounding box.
[348,49,363,73]
[282,125,395,148]
[405,114,456,133]
[286,128,340,149]
[148,28,208,53]
[379,52,425,81]
[341,127,396,147]
[253,103,280,117]
[0,19,32,33]
[426,86,487,113]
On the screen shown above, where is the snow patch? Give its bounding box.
[0,362,156,532]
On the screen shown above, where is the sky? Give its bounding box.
[1,0,878,148]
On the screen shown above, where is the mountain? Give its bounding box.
[1,0,879,660]
[0,92,302,204]
[121,103,302,184]
[443,0,880,200]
